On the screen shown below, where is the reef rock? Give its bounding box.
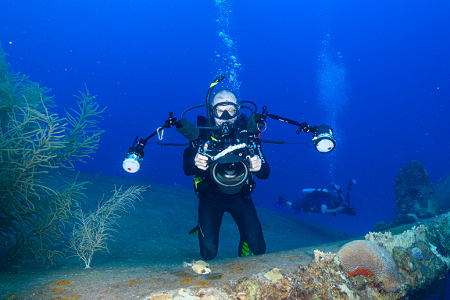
[435,171,450,212]
[395,161,439,216]
[391,214,419,227]
[374,222,392,232]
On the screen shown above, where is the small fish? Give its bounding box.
[183,260,212,274]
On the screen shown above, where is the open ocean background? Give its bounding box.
[1,0,449,236]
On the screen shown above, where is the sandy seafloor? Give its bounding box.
[0,169,362,299]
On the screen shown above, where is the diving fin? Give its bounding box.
[189,225,199,235]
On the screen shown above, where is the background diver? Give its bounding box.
[277,180,357,216]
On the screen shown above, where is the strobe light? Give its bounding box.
[123,137,145,173]
[123,152,143,173]
[211,154,249,194]
[312,124,336,153]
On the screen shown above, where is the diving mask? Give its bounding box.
[211,102,240,120]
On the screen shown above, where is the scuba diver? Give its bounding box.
[184,89,270,260]
[122,74,337,261]
[277,180,357,216]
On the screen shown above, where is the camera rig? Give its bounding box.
[340,180,357,216]
[122,74,337,192]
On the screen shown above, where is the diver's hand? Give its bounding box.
[247,155,262,172]
[337,206,344,212]
[195,153,209,171]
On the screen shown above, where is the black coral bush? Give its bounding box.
[0,42,106,266]
[69,185,147,268]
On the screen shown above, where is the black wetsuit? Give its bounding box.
[183,116,270,260]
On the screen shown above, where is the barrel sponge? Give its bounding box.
[338,240,402,292]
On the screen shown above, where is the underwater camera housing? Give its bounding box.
[340,204,357,216]
[208,144,250,194]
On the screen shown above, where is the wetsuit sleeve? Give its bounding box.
[253,138,270,180]
[183,143,198,176]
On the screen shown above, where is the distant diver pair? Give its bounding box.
[277,180,357,216]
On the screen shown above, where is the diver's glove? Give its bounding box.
[247,155,262,172]
[195,153,209,171]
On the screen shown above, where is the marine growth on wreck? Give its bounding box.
[148,213,450,300]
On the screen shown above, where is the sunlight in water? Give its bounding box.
[214,0,242,94]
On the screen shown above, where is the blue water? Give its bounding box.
[1,0,449,238]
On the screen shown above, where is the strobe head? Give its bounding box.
[123,151,143,173]
[312,124,336,153]
[123,137,146,173]
[211,154,249,194]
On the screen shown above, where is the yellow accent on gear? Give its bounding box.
[240,241,252,257]
[194,177,202,190]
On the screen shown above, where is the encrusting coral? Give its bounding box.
[337,240,403,292]
[264,268,283,283]
[144,217,450,300]
[313,249,336,264]
[365,224,427,256]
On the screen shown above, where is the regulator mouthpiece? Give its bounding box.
[220,122,231,135]
[313,124,336,153]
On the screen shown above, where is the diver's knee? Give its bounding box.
[199,237,218,261]
[200,247,217,261]
[250,242,266,256]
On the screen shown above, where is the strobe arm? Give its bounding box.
[267,115,315,135]
[258,106,315,134]
[123,112,177,173]
[259,106,336,153]
[141,112,178,143]
[346,180,357,205]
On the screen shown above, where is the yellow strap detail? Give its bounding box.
[194,177,202,189]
